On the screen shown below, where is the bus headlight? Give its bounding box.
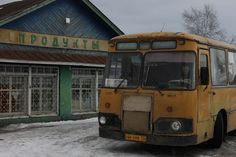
[99,116,106,125]
[98,113,121,128]
[171,121,182,131]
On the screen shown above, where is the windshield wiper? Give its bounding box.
[157,89,165,96]
[155,86,165,96]
[114,78,126,93]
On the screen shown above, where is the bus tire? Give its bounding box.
[209,113,224,148]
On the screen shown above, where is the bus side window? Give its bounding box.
[228,52,236,85]
[210,48,227,86]
[200,54,208,85]
[200,54,208,68]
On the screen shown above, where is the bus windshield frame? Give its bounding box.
[103,51,197,91]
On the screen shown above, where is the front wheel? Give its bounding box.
[208,113,224,148]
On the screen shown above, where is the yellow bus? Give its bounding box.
[98,32,236,148]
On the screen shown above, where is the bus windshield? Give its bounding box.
[104,52,142,88]
[143,52,196,90]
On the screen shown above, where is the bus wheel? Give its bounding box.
[209,113,224,148]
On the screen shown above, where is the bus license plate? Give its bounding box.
[125,134,147,142]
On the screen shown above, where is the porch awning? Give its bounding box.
[0,49,106,67]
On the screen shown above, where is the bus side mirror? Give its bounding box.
[200,67,209,85]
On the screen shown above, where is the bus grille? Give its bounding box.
[122,96,152,133]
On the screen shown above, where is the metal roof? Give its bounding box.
[0,49,106,67]
[0,0,55,26]
[0,0,124,35]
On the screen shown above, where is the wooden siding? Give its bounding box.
[1,0,117,40]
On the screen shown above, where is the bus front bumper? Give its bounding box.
[99,128,197,146]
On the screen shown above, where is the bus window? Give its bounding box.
[104,53,142,88]
[228,51,236,85]
[143,52,195,90]
[200,54,208,68]
[210,49,227,86]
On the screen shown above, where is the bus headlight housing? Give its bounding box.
[154,118,193,134]
[98,113,121,128]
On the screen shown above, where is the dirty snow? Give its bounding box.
[0,118,236,157]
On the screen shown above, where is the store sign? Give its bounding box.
[0,28,108,51]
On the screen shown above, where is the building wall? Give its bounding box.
[0,64,102,126]
[0,0,119,125]
[0,0,116,56]
[59,65,72,119]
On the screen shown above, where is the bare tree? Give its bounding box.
[182,4,226,41]
[229,35,236,44]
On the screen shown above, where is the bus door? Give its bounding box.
[198,49,211,122]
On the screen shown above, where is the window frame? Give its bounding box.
[151,40,177,50]
[209,48,228,87]
[116,42,138,51]
[227,50,236,86]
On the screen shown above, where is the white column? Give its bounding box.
[9,77,12,113]
[28,66,32,116]
[95,70,99,112]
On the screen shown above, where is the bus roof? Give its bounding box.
[111,32,236,51]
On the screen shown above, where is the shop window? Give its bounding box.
[31,66,58,114]
[0,65,28,115]
[72,68,102,113]
[0,64,58,117]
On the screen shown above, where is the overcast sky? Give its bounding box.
[1,0,235,37]
[90,0,236,37]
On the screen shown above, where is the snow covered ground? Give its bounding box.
[0,118,236,157]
